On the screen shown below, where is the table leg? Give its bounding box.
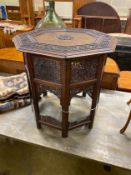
[60,59,71,137]
[32,87,42,129]
[120,111,131,134]
[82,91,86,97]
[61,105,69,137]
[89,55,106,129]
[24,53,42,129]
[89,87,100,129]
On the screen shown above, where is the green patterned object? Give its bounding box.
[36,0,66,29]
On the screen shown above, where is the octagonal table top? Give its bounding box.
[13,28,117,58]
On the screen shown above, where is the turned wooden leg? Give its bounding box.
[61,105,69,137]
[120,111,131,134]
[89,107,97,129]
[89,86,99,129]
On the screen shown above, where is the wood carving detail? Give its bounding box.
[33,56,61,83]
[38,85,61,99]
[71,58,98,83]
[38,83,94,100]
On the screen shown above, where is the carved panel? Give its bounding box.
[32,55,61,83]
[71,57,98,83]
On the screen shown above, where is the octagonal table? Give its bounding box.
[13,28,116,137]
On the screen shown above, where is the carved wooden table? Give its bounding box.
[13,28,116,137]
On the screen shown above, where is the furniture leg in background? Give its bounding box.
[120,99,131,134]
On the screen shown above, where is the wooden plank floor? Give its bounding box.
[0,90,131,170]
